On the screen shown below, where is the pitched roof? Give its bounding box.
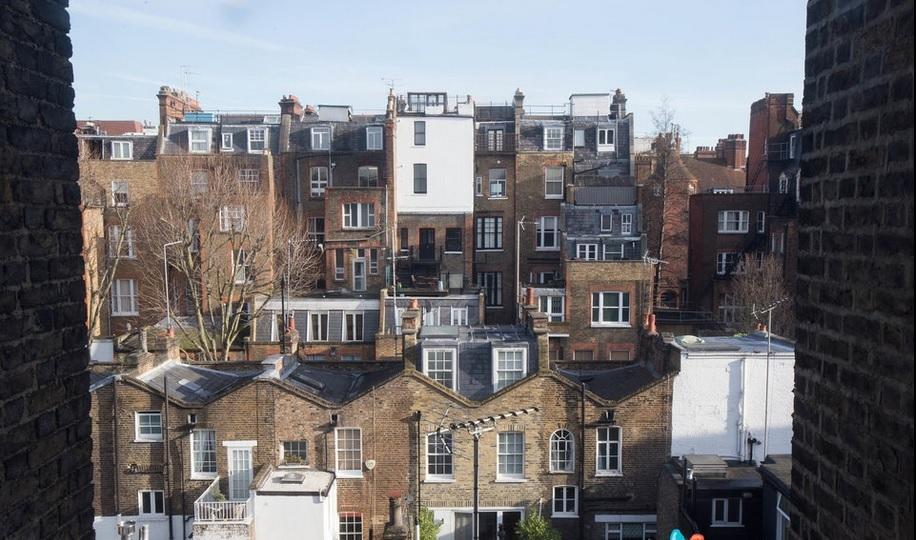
[135,361,257,406]
[76,120,145,135]
[681,156,747,192]
[557,363,662,402]
[281,363,403,405]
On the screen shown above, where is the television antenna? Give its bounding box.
[381,77,401,92]
[179,65,198,94]
[642,250,668,265]
[750,296,791,462]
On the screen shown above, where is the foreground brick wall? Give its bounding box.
[0,1,94,537]
[794,1,914,539]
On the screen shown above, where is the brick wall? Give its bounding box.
[0,1,94,537]
[516,153,571,287]
[793,1,914,539]
[474,154,517,323]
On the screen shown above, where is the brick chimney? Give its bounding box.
[716,134,747,170]
[610,88,627,119]
[279,94,303,121]
[400,299,421,370]
[156,86,201,127]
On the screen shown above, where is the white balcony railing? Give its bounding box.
[193,478,253,523]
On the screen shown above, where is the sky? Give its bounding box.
[69,0,806,148]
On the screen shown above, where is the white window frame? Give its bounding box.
[716,252,740,275]
[789,134,798,159]
[247,128,267,153]
[339,513,363,540]
[311,126,331,151]
[351,257,366,292]
[603,243,625,261]
[189,127,212,154]
[343,311,364,342]
[426,432,454,480]
[219,205,246,232]
[342,203,375,229]
[621,213,633,235]
[776,493,791,540]
[366,126,383,150]
[111,180,129,207]
[308,311,329,342]
[111,140,132,160]
[779,173,790,194]
[422,307,441,326]
[591,292,630,327]
[111,278,139,316]
[596,426,622,476]
[450,306,469,326]
[134,411,162,442]
[358,166,379,187]
[232,249,250,284]
[577,243,599,261]
[600,214,613,232]
[573,129,585,147]
[711,497,743,527]
[137,490,164,517]
[597,127,615,150]
[545,167,564,199]
[771,232,786,254]
[552,485,578,518]
[238,168,260,187]
[221,132,234,151]
[310,166,328,197]
[190,429,218,479]
[108,225,136,259]
[280,440,308,465]
[549,429,575,473]
[493,347,527,391]
[496,431,525,481]
[488,168,507,198]
[538,295,565,323]
[334,427,363,478]
[423,347,457,390]
[536,216,560,251]
[190,170,209,194]
[757,211,766,233]
[544,126,564,151]
[717,210,749,233]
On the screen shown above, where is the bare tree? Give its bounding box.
[731,253,795,337]
[134,156,320,362]
[79,141,133,343]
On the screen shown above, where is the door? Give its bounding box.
[228,447,252,500]
[478,512,498,540]
[352,259,366,291]
[455,513,473,540]
[419,228,436,261]
[501,511,522,540]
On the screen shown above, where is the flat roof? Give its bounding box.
[256,467,335,495]
[674,332,795,354]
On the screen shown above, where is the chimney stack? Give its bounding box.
[279,94,304,121]
[716,134,747,170]
[156,86,201,127]
[610,88,627,119]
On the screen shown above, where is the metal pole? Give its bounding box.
[280,275,287,354]
[163,375,174,540]
[163,241,182,334]
[763,308,772,460]
[473,433,480,540]
[515,217,524,324]
[579,382,586,540]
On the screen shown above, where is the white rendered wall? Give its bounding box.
[94,515,189,540]
[670,350,795,460]
[253,487,336,540]
[570,94,610,117]
[395,116,474,214]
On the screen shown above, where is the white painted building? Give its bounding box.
[670,332,795,463]
[395,93,474,214]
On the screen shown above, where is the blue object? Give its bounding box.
[669,530,686,540]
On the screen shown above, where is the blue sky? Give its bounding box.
[69,0,805,148]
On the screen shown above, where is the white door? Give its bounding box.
[228,447,252,500]
[352,259,366,291]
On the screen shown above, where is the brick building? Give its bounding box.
[746,93,800,193]
[1,1,95,537]
[793,1,914,539]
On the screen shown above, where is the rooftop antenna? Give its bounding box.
[642,250,668,265]
[381,77,401,92]
[179,65,199,94]
[750,296,791,463]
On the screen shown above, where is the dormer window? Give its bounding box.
[189,128,211,153]
[247,128,267,153]
[311,127,331,151]
[544,127,564,151]
[221,132,234,151]
[423,348,457,390]
[111,141,132,160]
[366,126,383,150]
[493,347,527,391]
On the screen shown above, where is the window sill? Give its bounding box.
[475,249,504,253]
[336,472,364,479]
[443,251,463,255]
[133,439,162,443]
[485,306,505,310]
[544,195,564,200]
[590,323,631,329]
[717,231,750,235]
[595,471,623,478]
[423,477,456,484]
[113,313,140,317]
[488,196,509,200]
[190,473,218,481]
[111,157,132,161]
[536,247,561,252]
[548,470,575,475]
[494,478,527,483]
[552,514,578,519]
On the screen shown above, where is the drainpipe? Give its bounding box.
[579,382,587,540]
[163,375,174,540]
[415,411,422,534]
[112,378,121,515]
[739,355,749,461]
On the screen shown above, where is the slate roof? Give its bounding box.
[77,120,144,135]
[136,361,256,405]
[281,363,402,405]
[558,363,662,402]
[288,114,386,153]
[682,156,747,193]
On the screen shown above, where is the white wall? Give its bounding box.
[94,515,189,540]
[395,116,474,214]
[671,350,795,461]
[253,486,336,540]
[570,94,610,117]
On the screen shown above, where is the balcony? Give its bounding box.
[475,132,516,153]
[194,478,253,523]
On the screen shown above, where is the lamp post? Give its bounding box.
[162,240,182,335]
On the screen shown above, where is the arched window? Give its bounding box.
[549,430,575,472]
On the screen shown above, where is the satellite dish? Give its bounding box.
[365,459,377,471]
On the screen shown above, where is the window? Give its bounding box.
[450,307,468,326]
[111,181,129,206]
[221,132,233,151]
[716,252,740,275]
[778,173,790,194]
[358,166,379,187]
[369,249,379,275]
[281,440,308,465]
[310,167,328,197]
[574,350,594,362]
[247,128,267,153]
[574,129,585,147]
[538,271,559,285]
[335,428,362,477]
[366,126,383,150]
[308,217,325,244]
[757,211,766,233]
[311,127,330,150]
[134,411,161,441]
[711,498,743,527]
[610,350,630,362]
[776,493,791,540]
[719,293,737,324]
[414,121,426,146]
[238,168,260,187]
[605,522,657,540]
[789,134,798,159]
[445,228,462,252]
[476,217,503,250]
[603,243,625,261]
[422,307,441,326]
[424,348,456,389]
[477,272,502,306]
[549,430,575,472]
[601,214,613,232]
[497,432,524,479]
[232,249,250,284]
[596,426,621,475]
[577,243,599,261]
[335,249,345,281]
[413,163,427,194]
[489,168,507,198]
[343,312,364,341]
[475,175,483,196]
[399,228,409,254]
[717,210,749,233]
[339,514,363,540]
[343,203,375,229]
[537,216,560,250]
[189,128,211,153]
[108,225,135,258]
[552,486,577,517]
[597,128,615,148]
[219,205,245,232]
[771,232,785,254]
[538,295,565,322]
[494,348,526,390]
[309,312,328,341]
[487,129,504,151]
[544,126,564,150]
[545,167,564,199]
[427,432,454,478]
[111,279,139,316]
[621,213,633,235]
[191,429,217,478]
[190,170,209,193]
[591,292,630,326]
[111,140,132,160]
[138,490,164,516]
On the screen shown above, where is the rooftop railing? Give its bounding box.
[193,478,253,523]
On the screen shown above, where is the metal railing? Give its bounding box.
[193,478,253,523]
[474,132,516,152]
